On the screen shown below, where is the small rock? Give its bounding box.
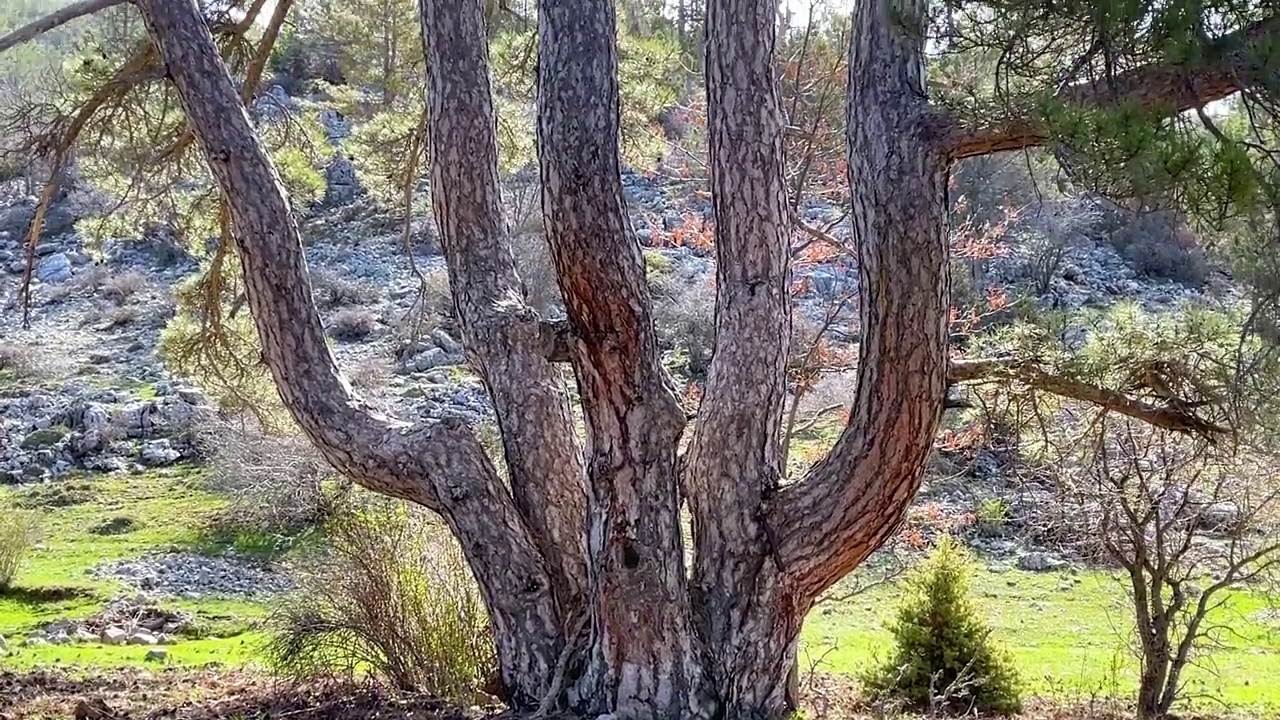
[139,439,181,467]
[24,634,49,647]
[1017,551,1067,572]
[101,626,128,645]
[34,252,72,284]
[144,647,168,662]
[1199,501,1242,533]
[49,632,71,645]
[127,631,159,646]
[73,627,98,643]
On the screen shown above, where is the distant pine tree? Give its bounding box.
[863,535,1022,715]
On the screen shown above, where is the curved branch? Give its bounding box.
[773,0,952,602]
[948,358,1229,437]
[942,14,1280,160]
[0,0,125,55]
[133,0,565,705]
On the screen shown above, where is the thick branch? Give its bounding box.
[773,0,951,602]
[133,0,564,705]
[949,358,1228,436]
[0,0,125,55]
[942,15,1280,160]
[422,0,588,621]
[536,0,700,713]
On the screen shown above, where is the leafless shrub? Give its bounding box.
[509,231,562,315]
[346,356,391,393]
[0,342,42,382]
[264,500,495,697]
[0,511,39,590]
[1107,209,1210,286]
[197,418,346,537]
[328,307,378,341]
[102,270,148,305]
[653,275,716,377]
[310,267,381,309]
[1061,419,1280,719]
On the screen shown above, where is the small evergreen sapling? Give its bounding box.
[863,535,1022,715]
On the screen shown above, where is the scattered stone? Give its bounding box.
[24,633,49,647]
[101,627,128,645]
[73,627,98,643]
[92,551,292,597]
[127,631,159,646]
[1017,551,1067,572]
[144,647,168,662]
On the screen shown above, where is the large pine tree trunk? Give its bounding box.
[134,0,950,716]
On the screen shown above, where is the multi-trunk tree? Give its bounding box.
[5,0,1278,717]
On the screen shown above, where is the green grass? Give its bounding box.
[0,467,274,670]
[802,565,1280,712]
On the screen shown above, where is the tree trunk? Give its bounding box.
[536,0,705,715]
[135,0,568,707]
[135,0,953,716]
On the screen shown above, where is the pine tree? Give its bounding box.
[864,536,1022,715]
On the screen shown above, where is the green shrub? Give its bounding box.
[863,535,1022,715]
[0,511,40,590]
[263,500,495,697]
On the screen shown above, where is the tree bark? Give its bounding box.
[685,0,799,716]
[773,0,951,601]
[536,0,704,715]
[134,0,565,707]
[420,0,589,628]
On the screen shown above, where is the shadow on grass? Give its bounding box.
[0,584,97,605]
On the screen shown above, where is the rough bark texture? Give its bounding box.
[134,0,564,707]
[536,1,702,715]
[773,0,950,601]
[420,0,588,626]
[684,0,797,716]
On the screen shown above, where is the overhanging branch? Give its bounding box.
[940,15,1280,160]
[0,0,126,55]
[949,357,1228,437]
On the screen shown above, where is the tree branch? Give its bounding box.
[0,0,125,55]
[422,0,587,615]
[941,15,1280,160]
[134,0,567,704]
[949,358,1229,437]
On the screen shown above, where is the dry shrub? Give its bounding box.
[102,270,148,305]
[198,418,345,539]
[310,267,381,309]
[264,500,495,697]
[0,510,40,590]
[1106,209,1209,286]
[653,275,716,377]
[508,231,563,315]
[328,307,378,341]
[0,342,42,382]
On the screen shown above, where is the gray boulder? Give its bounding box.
[34,252,72,283]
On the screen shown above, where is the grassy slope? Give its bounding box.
[0,468,268,670]
[3,463,1278,713]
[803,565,1280,712]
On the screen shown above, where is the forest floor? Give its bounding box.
[2,468,1279,718]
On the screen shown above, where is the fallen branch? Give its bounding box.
[949,357,1229,437]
